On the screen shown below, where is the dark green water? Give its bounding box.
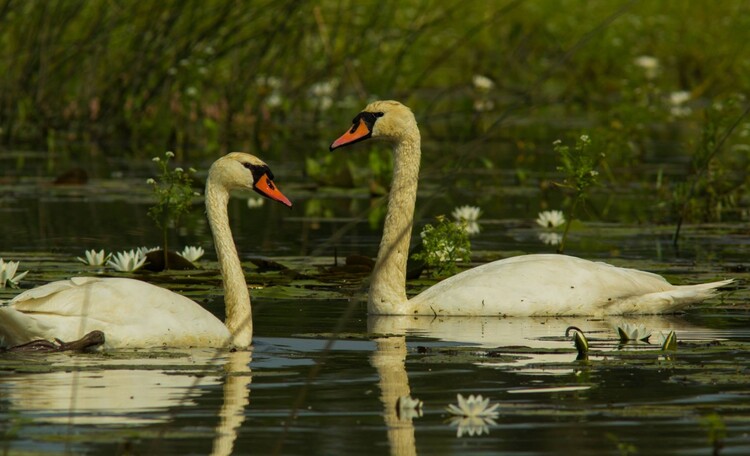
[1,157,749,455]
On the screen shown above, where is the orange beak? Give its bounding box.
[253,174,292,207]
[329,118,372,150]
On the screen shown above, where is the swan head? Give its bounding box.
[329,100,418,150]
[209,152,292,207]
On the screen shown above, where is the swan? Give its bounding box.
[330,100,732,316]
[0,152,292,348]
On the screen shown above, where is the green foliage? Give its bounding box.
[700,412,726,455]
[147,151,199,260]
[412,215,471,278]
[672,95,750,243]
[552,134,603,252]
[605,433,639,456]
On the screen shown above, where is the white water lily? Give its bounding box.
[136,246,160,256]
[616,322,652,342]
[179,246,205,263]
[247,197,265,209]
[0,258,28,289]
[538,231,562,246]
[448,415,498,438]
[107,250,147,272]
[452,205,482,235]
[396,395,423,420]
[76,249,111,266]
[446,394,499,419]
[536,210,566,229]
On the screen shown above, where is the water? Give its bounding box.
[1,156,750,454]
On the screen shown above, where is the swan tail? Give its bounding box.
[0,307,52,347]
[607,278,734,314]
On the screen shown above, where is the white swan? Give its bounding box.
[0,152,292,348]
[330,100,732,316]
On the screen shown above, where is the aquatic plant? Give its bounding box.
[616,323,652,343]
[552,134,603,253]
[446,394,499,419]
[451,205,482,235]
[565,326,589,360]
[147,151,200,268]
[656,331,677,351]
[0,259,28,289]
[396,395,423,420]
[700,413,726,456]
[412,215,471,277]
[107,250,147,273]
[179,246,205,263]
[76,249,111,266]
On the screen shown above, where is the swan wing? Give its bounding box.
[410,254,729,316]
[3,277,230,348]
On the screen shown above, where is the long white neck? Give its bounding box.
[369,134,421,314]
[205,179,252,347]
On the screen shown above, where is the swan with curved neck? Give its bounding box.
[0,152,292,348]
[330,100,732,316]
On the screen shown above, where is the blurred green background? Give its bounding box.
[2,0,750,225]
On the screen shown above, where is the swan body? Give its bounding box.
[330,100,732,316]
[0,153,292,348]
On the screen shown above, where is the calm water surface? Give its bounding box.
[1,156,750,455]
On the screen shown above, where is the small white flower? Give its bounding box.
[165,151,175,158]
[188,167,197,173]
[669,91,691,105]
[107,250,147,272]
[472,74,495,91]
[634,55,660,79]
[0,258,29,289]
[669,91,692,117]
[76,249,111,266]
[538,232,562,246]
[175,167,184,173]
[146,178,156,185]
[396,395,423,421]
[247,197,265,209]
[579,134,590,144]
[185,86,198,97]
[179,246,205,263]
[616,322,652,342]
[536,210,566,229]
[446,394,499,419]
[152,157,161,162]
[265,93,282,108]
[473,99,495,112]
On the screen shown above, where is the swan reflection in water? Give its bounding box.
[368,315,718,455]
[1,348,252,456]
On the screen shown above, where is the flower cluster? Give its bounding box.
[412,215,471,277]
